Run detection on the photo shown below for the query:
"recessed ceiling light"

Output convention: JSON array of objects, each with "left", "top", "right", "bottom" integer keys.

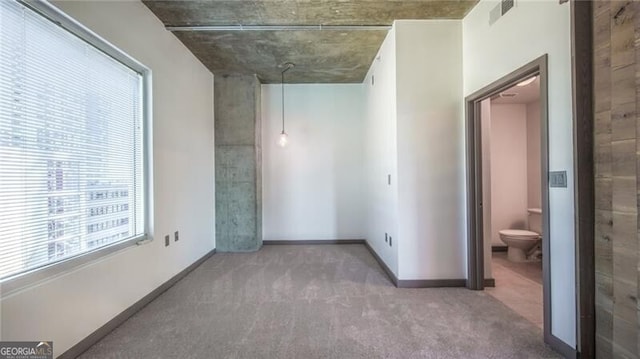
[{"left": 516, "top": 76, "right": 537, "bottom": 87}]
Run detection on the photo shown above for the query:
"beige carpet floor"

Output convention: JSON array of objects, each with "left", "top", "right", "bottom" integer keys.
[{"left": 78, "top": 244, "right": 560, "bottom": 359}]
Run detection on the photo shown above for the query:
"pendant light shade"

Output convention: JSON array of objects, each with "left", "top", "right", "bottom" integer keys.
[
  {"left": 279, "top": 62, "right": 294, "bottom": 147},
  {"left": 278, "top": 131, "right": 288, "bottom": 147}
]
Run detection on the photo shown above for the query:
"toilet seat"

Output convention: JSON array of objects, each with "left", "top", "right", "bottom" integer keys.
[
  {"left": 498, "top": 229, "right": 539, "bottom": 239},
  {"left": 499, "top": 229, "right": 541, "bottom": 262}
]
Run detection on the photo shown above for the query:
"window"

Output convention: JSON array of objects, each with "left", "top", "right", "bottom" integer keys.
[{"left": 0, "top": 0, "right": 149, "bottom": 283}]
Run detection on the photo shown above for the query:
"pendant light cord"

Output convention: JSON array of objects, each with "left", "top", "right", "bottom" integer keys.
[
  {"left": 281, "top": 65, "right": 291, "bottom": 134},
  {"left": 281, "top": 69, "right": 285, "bottom": 133}
]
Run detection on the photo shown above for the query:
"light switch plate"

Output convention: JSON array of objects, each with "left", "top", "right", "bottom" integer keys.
[{"left": 549, "top": 171, "right": 567, "bottom": 188}]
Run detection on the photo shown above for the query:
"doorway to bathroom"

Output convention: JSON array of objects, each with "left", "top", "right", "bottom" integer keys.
[
  {"left": 481, "top": 72, "right": 543, "bottom": 329},
  {"left": 464, "top": 55, "right": 552, "bottom": 344}
]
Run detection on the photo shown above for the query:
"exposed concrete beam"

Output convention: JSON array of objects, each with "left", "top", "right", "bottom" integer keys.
[
  {"left": 166, "top": 24, "right": 392, "bottom": 32},
  {"left": 145, "top": 0, "right": 479, "bottom": 83},
  {"left": 173, "top": 30, "right": 388, "bottom": 83}
]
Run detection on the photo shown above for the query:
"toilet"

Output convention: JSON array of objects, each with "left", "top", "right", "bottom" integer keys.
[{"left": 499, "top": 208, "right": 542, "bottom": 262}]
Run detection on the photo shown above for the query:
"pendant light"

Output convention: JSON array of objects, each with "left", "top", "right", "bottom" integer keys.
[{"left": 279, "top": 62, "right": 294, "bottom": 147}]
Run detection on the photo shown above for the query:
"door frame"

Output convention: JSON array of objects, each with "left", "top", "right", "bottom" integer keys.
[
  {"left": 570, "top": 1, "right": 594, "bottom": 358},
  {"left": 464, "top": 54, "right": 554, "bottom": 343}
]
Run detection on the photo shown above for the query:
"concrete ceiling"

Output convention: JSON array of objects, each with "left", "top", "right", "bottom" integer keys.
[{"left": 143, "top": 1, "right": 479, "bottom": 83}]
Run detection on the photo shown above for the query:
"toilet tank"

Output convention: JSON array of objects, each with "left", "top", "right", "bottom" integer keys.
[{"left": 528, "top": 208, "right": 542, "bottom": 234}]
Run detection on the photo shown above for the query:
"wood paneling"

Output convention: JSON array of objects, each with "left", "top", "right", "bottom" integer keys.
[{"left": 594, "top": 1, "right": 640, "bottom": 357}]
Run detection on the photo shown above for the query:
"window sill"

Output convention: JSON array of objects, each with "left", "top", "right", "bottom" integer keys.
[{"left": 0, "top": 234, "right": 150, "bottom": 298}]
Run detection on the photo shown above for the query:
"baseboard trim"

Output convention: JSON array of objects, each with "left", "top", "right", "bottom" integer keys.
[
  {"left": 361, "top": 241, "right": 467, "bottom": 289},
  {"left": 363, "top": 241, "right": 399, "bottom": 287},
  {"left": 547, "top": 333, "right": 577, "bottom": 359},
  {"left": 263, "top": 239, "right": 365, "bottom": 245},
  {"left": 492, "top": 246, "right": 508, "bottom": 252},
  {"left": 484, "top": 278, "right": 495, "bottom": 287},
  {"left": 59, "top": 248, "right": 217, "bottom": 359},
  {"left": 397, "top": 279, "right": 467, "bottom": 288}
]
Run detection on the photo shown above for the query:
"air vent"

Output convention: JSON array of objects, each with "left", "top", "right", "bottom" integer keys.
[
  {"left": 489, "top": 0, "right": 516, "bottom": 25},
  {"left": 490, "top": 92, "right": 518, "bottom": 101},
  {"left": 502, "top": 0, "right": 515, "bottom": 15}
]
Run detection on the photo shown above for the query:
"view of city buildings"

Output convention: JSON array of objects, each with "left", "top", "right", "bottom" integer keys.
[
  {"left": 0, "top": 131, "right": 133, "bottom": 280},
  {"left": 0, "top": 0, "right": 141, "bottom": 280}
]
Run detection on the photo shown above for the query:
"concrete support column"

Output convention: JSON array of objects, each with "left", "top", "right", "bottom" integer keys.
[{"left": 215, "top": 75, "right": 262, "bottom": 252}]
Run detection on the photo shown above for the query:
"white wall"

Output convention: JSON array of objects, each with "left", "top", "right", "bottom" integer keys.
[
  {"left": 489, "top": 104, "right": 528, "bottom": 246},
  {"left": 463, "top": 0, "right": 575, "bottom": 347},
  {"left": 261, "top": 84, "right": 365, "bottom": 241},
  {"left": 395, "top": 20, "right": 465, "bottom": 280},
  {"left": 363, "top": 29, "right": 400, "bottom": 276},
  {"left": 527, "top": 101, "right": 542, "bottom": 210},
  {"left": 0, "top": 1, "right": 215, "bottom": 356}
]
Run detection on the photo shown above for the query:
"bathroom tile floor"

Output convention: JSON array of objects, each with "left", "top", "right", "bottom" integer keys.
[
  {"left": 486, "top": 254, "right": 544, "bottom": 330},
  {"left": 492, "top": 251, "right": 543, "bottom": 284}
]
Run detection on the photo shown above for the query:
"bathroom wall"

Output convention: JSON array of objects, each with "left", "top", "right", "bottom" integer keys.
[
  {"left": 489, "top": 104, "right": 528, "bottom": 247},
  {"left": 526, "top": 101, "right": 542, "bottom": 211},
  {"left": 261, "top": 84, "right": 366, "bottom": 241},
  {"left": 483, "top": 98, "right": 540, "bottom": 276}
]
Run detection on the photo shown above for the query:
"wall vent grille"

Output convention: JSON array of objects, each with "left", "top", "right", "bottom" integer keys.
[
  {"left": 501, "top": 0, "right": 515, "bottom": 15},
  {"left": 489, "top": 0, "right": 516, "bottom": 25}
]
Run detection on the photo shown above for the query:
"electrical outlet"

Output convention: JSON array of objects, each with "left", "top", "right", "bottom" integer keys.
[
  {"left": 385, "top": 233, "right": 388, "bottom": 242},
  {"left": 389, "top": 236, "right": 392, "bottom": 247},
  {"left": 174, "top": 231, "right": 179, "bottom": 242},
  {"left": 165, "top": 235, "right": 170, "bottom": 247}
]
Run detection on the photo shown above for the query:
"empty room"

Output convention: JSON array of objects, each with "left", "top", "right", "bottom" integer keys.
[{"left": 0, "top": 0, "right": 630, "bottom": 358}]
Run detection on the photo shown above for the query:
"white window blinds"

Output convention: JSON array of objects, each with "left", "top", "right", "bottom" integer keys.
[{"left": 0, "top": 0, "right": 146, "bottom": 281}]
